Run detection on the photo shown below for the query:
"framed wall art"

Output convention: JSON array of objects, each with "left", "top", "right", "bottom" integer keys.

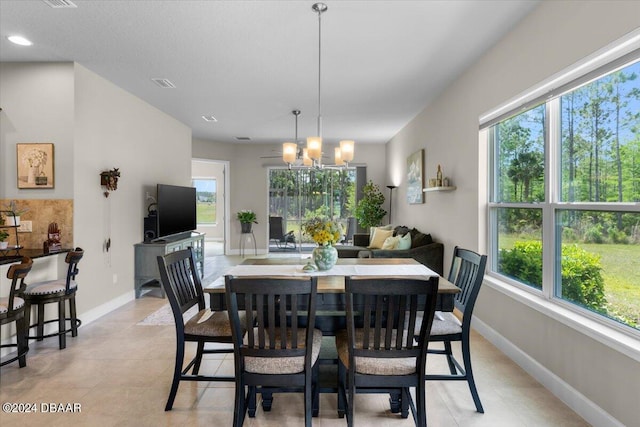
[
  {"left": 406, "top": 149, "right": 424, "bottom": 204},
  {"left": 17, "top": 143, "right": 55, "bottom": 189}
]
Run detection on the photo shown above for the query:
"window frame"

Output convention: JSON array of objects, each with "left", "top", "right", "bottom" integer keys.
[{"left": 485, "top": 51, "right": 640, "bottom": 338}]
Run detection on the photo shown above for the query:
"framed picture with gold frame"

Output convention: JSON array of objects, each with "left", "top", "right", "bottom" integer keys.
[{"left": 17, "top": 143, "right": 55, "bottom": 189}]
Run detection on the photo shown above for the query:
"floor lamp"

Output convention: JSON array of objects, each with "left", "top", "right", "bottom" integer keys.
[{"left": 386, "top": 185, "right": 396, "bottom": 224}]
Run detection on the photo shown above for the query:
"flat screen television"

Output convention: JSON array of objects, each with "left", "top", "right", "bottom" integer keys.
[{"left": 156, "top": 184, "right": 197, "bottom": 239}]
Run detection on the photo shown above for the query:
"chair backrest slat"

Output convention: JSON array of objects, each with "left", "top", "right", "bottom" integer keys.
[
  {"left": 225, "top": 276, "right": 317, "bottom": 360},
  {"left": 157, "top": 248, "right": 204, "bottom": 327},
  {"left": 345, "top": 277, "right": 439, "bottom": 365},
  {"left": 64, "top": 248, "right": 84, "bottom": 294},
  {"left": 447, "top": 246, "right": 487, "bottom": 321},
  {"left": 4, "top": 257, "right": 33, "bottom": 315}
]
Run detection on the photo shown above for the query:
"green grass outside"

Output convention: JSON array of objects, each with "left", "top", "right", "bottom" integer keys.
[
  {"left": 499, "top": 234, "right": 639, "bottom": 328},
  {"left": 197, "top": 202, "right": 216, "bottom": 224}
]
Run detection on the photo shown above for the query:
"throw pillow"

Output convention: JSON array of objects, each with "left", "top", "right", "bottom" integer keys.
[
  {"left": 369, "top": 225, "right": 394, "bottom": 242},
  {"left": 396, "top": 232, "right": 412, "bottom": 250},
  {"left": 381, "top": 235, "right": 400, "bottom": 250},
  {"left": 394, "top": 225, "right": 410, "bottom": 237},
  {"left": 410, "top": 228, "right": 433, "bottom": 249},
  {"left": 369, "top": 228, "right": 394, "bottom": 249}
]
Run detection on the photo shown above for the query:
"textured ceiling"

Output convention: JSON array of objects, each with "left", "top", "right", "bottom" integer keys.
[{"left": 0, "top": 0, "right": 538, "bottom": 145}]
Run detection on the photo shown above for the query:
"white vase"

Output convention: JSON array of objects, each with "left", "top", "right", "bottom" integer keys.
[{"left": 27, "top": 166, "right": 39, "bottom": 184}]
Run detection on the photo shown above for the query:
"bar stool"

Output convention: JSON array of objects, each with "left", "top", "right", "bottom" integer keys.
[
  {"left": 23, "top": 248, "right": 84, "bottom": 350},
  {"left": 0, "top": 257, "right": 33, "bottom": 367}
]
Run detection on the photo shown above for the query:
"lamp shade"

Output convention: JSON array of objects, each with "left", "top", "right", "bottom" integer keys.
[
  {"left": 307, "top": 136, "right": 322, "bottom": 161},
  {"left": 340, "top": 140, "right": 355, "bottom": 162},
  {"left": 283, "top": 142, "right": 297, "bottom": 164},
  {"left": 334, "top": 147, "right": 344, "bottom": 165},
  {"left": 302, "top": 148, "right": 312, "bottom": 166}
]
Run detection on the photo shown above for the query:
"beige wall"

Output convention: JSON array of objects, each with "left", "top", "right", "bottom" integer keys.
[
  {"left": 0, "top": 62, "right": 192, "bottom": 326},
  {"left": 193, "top": 138, "right": 386, "bottom": 253},
  {"left": 386, "top": 1, "right": 640, "bottom": 426}
]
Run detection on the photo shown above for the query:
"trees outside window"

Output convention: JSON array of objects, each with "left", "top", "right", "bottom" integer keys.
[{"left": 488, "top": 58, "right": 640, "bottom": 331}]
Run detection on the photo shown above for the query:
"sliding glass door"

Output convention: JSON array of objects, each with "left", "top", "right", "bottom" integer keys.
[{"left": 269, "top": 168, "right": 357, "bottom": 245}]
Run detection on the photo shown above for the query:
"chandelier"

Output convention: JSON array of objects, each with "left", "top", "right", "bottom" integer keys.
[{"left": 283, "top": 2, "right": 355, "bottom": 169}]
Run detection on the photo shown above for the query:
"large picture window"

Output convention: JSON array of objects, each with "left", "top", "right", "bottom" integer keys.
[
  {"left": 192, "top": 178, "right": 217, "bottom": 225},
  {"left": 488, "top": 57, "right": 640, "bottom": 332}
]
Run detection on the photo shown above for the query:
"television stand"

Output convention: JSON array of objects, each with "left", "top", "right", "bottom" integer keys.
[{"left": 134, "top": 232, "right": 205, "bottom": 298}]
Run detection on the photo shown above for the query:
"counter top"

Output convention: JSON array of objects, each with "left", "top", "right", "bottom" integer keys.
[{"left": 0, "top": 248, "right": 72, "bottom": 265}]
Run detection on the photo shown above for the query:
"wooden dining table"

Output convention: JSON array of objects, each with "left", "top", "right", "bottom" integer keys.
[
  {"left": 204, "top": 257, "right": 460, "bottom": 334},
  {"left": 204, "top": 257, "right": 460, "bottom": 397}
]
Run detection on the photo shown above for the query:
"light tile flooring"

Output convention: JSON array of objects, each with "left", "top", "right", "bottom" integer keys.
[{"left": 0, "top": 253, "right": 590, "bottom": 427}]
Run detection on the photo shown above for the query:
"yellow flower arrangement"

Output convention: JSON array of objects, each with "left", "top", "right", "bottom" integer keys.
[{"left": 303, "top": 218, "right": 343, "bottom": 246}]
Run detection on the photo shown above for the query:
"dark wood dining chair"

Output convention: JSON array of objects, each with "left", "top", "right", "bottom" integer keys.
[
  {"left": 23, "top": 248, "right": 83, "bottom": 350},
  {"left": 422, "top": 246, "right": 487, "bottom": 413},
  {"left": 336, "top": 276, "right": 439, "bottom": 427},
  {"left": 224, "top": 275, "right": 320, "bottom": 427},
  {"left": 0, "top": 257, "right": 32, "bottom": 368},
  {"left": 157, "top": 247, "right": 241, "bottom": 411}
]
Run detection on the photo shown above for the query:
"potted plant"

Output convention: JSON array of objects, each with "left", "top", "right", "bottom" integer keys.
[
  {"left": 3, "top": 200, "right": 29, "bottom": 226},
  {"left": 0, "top": 230, "right": 9, "bottom": 250},
  {"left": 236, "top": 210, "right": 258, "bottom": 233},
  {"left": 354, "top": 181, "right": 387, "bottom": 230}
]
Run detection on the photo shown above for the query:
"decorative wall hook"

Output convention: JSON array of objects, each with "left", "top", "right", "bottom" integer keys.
[{"left": 100, "top": 168, "right": 121, "bottom": 197}]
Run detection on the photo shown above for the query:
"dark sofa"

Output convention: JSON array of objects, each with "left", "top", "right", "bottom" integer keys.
[{"left": 336, "top": 226, "right": 444, "bottom": 275}]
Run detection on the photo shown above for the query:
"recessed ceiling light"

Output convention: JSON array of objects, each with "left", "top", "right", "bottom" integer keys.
[
  {"left": 235, "top": 137, "right": 251, "bottom": 141},
  {"left": 8, "top": 36, "right": 33, "bottom": 46},
  {"left": 202, "top": 115, "right": 218, "bottom": 122}
]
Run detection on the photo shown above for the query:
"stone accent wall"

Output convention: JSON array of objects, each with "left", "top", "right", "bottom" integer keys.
[{"left": 0, "top": 199, "right": 73, "bottom": 250}]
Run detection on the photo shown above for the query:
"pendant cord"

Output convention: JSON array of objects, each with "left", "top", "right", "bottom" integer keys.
[{"left": 317, "top": 7, "right": 323, "bottom": 138}]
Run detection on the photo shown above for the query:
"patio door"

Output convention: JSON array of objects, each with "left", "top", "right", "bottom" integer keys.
[{"left": 268, "top": 167, "right": 358, "bottom": 249}]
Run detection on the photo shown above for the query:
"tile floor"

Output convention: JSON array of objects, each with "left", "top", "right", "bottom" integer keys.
[{"left": 0, "top": 253, "right": 591, "bottom": 427}]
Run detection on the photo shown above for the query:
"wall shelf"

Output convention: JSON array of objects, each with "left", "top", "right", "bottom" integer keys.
[{"left": 423, "top": 186, "right": 456, "bottom": 192}]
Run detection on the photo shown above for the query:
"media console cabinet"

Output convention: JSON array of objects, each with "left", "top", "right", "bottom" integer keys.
[{"left": 134, "top": 232, "right": 204, "bottom": 298}]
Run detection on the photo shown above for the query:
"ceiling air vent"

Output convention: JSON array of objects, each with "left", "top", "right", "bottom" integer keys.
[
  {"left": 42, "top": 0, "right": 78, "bottom": 8},
  {"left": 151, "top": 78, "right": 176, "bottom": 89},
  {"left": 235, "top": 137, "right": 251, "bottom": 141},
  {"left": 202, "top": 115, "right": 218, "bottom": 122}
]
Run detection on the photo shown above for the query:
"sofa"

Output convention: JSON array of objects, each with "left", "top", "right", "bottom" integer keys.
[{"left": 336, "top": 226, "right": 444, "bottom": 275}]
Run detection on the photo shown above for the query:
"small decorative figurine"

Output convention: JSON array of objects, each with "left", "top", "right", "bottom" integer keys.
[{"left": 44, "top": 222, "right": 62, "bottom": 253}]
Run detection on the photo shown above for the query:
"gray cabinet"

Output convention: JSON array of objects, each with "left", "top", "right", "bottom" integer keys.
[{"left": 134, "top": 233, "right": 205, "bottom": 298}]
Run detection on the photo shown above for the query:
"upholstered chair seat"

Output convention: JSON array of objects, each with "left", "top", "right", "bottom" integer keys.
[
  {"left": 24, "top": 279, "right": 77, "bottom": 296},
  {"left": 244, "top": 327, "right": 323, "bottom": 374},
  {"left": 0, "top": 296, "right": 25, "bottom": 313},
  {"left": 183, "top": 309, "right": 244, "bottom": 337},
  {"left": 336, "top": 329, "right": 417, "bottom": 376}
]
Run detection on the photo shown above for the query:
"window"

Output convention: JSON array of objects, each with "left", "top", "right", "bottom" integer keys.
[
  {"left": 192, "top": 178, "right": 217, "bottom": 225},
  {"left": 269, "top": 168, "right": 356, "bottom": 243},
  {"left": 488, "top": 57, "right": 640, "bottom": 332}
]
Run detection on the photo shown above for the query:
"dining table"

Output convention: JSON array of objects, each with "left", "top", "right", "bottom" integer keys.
[
  {"left": 204, "top": 257, "right": 460, "bottom": 334},
  {"left": 204, "top": 257, "right": 461, "bottom": 397}
]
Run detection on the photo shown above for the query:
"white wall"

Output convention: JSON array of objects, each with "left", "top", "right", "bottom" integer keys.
[
  {"left": 74, "top": 63, "right": 192, "bottom": 313},
  {"left": 0, "top": 62, "right": 192, "bottom": 329},
  {"left": 192, "top": 138, "right": 386, "bottom": 252},
  {"left": 386, "top": 1, "right": 640, "bottom": 426}
]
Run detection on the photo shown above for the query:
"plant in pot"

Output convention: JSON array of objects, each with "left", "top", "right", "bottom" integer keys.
[
  {"left": 0, "top": 230, "right": 9, "bottom": 250},
  {"left": 354, "top": 180, "right": 387, "bottom": 231},
  {"left": 237, "top": 210, "right": 258, "bottom": 233},
  {"left": 3, "top": 200, "right": 29, "bottom": 226}
]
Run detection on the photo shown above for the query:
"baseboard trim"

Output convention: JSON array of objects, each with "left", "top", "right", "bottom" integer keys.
[{"left": 472, "top": 316, "right": 624, "bottom": 427}]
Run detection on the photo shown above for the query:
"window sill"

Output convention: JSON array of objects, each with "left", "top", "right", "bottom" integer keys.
[{"left": 483, "top": 275, "right": 640, "bottom": 363}]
